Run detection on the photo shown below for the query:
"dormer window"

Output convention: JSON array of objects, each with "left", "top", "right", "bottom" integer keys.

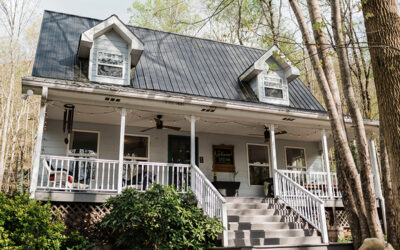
[
  {"left": 97, "top": 51, "right": 124, "bottom": 78},
  {"left": 263, "top": 75, "right": 283, "bottom": 99}
]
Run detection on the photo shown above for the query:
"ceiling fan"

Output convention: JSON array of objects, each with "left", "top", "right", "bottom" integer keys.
[
  {"left": 249, "top": 126, "right": 287, "bottom": 142},
  {"left": 141, "top": 115, "right": 181, "bottom": 132}
]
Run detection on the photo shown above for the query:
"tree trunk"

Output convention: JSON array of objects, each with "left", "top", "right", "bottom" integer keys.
[
  {"left": 361, "top": 0, "right": 400, "bottom": 246},
  {"left": 331, "top": 0, "right": 383, "bottom": 239},
  {"left": 379, "top": 126, "right": 400, "bottom": 249}
]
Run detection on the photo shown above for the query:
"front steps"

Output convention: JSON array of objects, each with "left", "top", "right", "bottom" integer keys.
[{"left": 224, "top": 197, "right": 324, "bottom": 249}]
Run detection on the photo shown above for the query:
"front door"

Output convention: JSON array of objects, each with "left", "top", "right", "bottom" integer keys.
[{"left": 168, "top": 135, "right": 198, "bottom": 165}]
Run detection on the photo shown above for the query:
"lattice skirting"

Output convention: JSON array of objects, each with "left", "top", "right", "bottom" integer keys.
[
  {"left": 51, "top": 202, "right": 111, "bottom": 240},
  {"left": 335, "top": 209, "right": 350, "bottom": 228}
]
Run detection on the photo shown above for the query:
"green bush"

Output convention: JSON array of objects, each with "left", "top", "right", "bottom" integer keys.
[
  {"left": 0, "top": 193, "right": 66, "bottom": 249},
  {"left": 101, "top": 184, "right": 224, "bottom": 249}
]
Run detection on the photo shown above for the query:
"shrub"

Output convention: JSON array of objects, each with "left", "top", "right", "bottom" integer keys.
[
  {"left": 101, "top": 184, "right": 224, "bottom": 249},
  {"left": 0, "top": 193, "right": 66, "bottom": 249}
]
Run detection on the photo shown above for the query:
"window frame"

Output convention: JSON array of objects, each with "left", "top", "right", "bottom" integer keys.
[
  {"left": 284, "top": 146, "right": 307, "bottom": 171},
  {"left": 263, "top": 74, "right": 284, "bottom": 99},
  {"left": 246, "top": 143, "right": 271, "bottom": 186},
  {"left": 67, "top": 129, "right": 100, "bottom": 158},
  {"left": 96, "top": 50, "right": 124, "bottom": 79},
  {"left": 123, "top": 134, "right": 151, "bottom": 162}
]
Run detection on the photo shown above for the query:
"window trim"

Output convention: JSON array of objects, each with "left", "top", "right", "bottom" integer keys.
[
  {"left": 123, "top": 133, "right": 151, "bottom": 162},
  {"left": 246, "top": 143, "right": 271, "bottom": 186},
  {"left": 284, "top": 146, "right": 307, "bottom": 171},
  {"left": 263, "top": 74, "right": 284, "bottom": 99},
  {"left": 96, "top": 50, "right": 124, "bottom": 79},
  {"left": 67, "top": 129, "right": 100, "bottom": 158}
]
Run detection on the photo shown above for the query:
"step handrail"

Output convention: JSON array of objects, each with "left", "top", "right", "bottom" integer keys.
[
  {"left": 190, "top": 164, "right": 227, "bottom": 246},
  {"left": 275, "top": 169, "right": 329, "bottom": 243}
]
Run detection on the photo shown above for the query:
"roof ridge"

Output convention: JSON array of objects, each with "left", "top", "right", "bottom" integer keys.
[{"left": 43, "top": 9, "right": 267, "bottom": 53}]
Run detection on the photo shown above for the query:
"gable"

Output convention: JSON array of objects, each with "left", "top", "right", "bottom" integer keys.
[{"left": 32, "top": 10, "right": 325, "bottom": 113}]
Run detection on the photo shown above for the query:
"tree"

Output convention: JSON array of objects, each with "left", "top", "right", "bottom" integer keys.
[{"left": 361, "top": 0, "right": 400, "bottom": 248}]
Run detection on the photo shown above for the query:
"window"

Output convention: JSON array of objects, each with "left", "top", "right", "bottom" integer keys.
[
  {"left": 285, "top": 147, "right": 306, "bottom": 171},
  {"left": 97, "top": 51, "right": 124, "bottom": 78},
  {"left": 68, "top": 130, "right": 99, "bottom": 157},
  {"left": 124, "top": 135, "right": 150, "bottom": 161},
  {"left": 264, "top": 75, "right": 283, "bottom": 99},
  {"left": 247, "top": 144, "right": 270, "bottom": 185}
]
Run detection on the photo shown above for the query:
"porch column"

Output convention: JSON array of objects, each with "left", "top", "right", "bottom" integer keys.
[
  {"left": 117, "top": 108, "right": 126, "bottom": 194},
  {"left": 368, "top": 135, "right": 387, "bottom": 233},
  {"left": 321, "top": 130, "right": 334, "bottom": 199},
  {"left": 190, "top": 115, "right": 197, "bottom": 166},
  {"left": 29, "top": 86, "right": 48, "bottom": 198},
  {"left": 269, "top": 124, "right": 279, "bottom": 197}
]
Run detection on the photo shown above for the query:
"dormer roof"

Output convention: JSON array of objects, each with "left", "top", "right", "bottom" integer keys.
[
  {"left": 77, "top": 15, "right": 144, "bottom": 66},
  {"left": 239, "top": 45, "right": 300, "bottom": 83}
]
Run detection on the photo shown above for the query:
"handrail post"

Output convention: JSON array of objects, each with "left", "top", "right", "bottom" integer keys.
[
  {"left": 222, "top": 203, "right": 228, "bottom": 247},
  {"left": 30, "top": 87, "right": 48, "bottom": 198},
  {"left": 319, "top": 202, "right": 329, "bottom": 243},
  {"left": 117, "top": 108, "right": 126, "bottom": 194},
  {"left": 321, "top": 130, "right": 333, "bottom": 199}
]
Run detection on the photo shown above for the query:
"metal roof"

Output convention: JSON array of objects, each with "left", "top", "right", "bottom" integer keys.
[{"left": 32, "top": 10, "right": 326, "bottom": 113}]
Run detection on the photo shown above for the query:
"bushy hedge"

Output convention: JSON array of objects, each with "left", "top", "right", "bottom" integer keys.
[
  {"left": 101, "top": 184, "right": 224, "bottom": 249},
  {"left": 0, "top": 193, "right": 94, "bottom": 250}
]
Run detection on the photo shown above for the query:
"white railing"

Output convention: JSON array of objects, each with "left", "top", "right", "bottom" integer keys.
[
  {"left": 190, "top": 164, "right": 228, "bottom": 246},
  {"left": 276, "top": 170, "right": 329, "bottom": 243},
  {"left": 38, "top": 155, "right": 119, "bottom": 192},
  {"left": 122, "top": 161, "right": 191, "bottom": 192},
  {"left": 281, "top": 170, "right": 342, "bottom": 199}
]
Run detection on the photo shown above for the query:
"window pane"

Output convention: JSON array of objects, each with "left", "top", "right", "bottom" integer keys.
[
  {"left": 69, "top": 131, "right": 98, "bottom": 155},
  {"left": 265, "top": 87, "right": 283, "bottom": 98},
  {"left": 249, "top": 165, "right": 270, "bottom": 185},
  {"left": 286, "top": 148, "right": 306, "bottom": 168},
  {"left": 98, "top": 52, "right": 123, "bottom": 65},
  {"left": 248, "top": 145, "right": 269, "bottom": 164},
  {"left": 124, "top": 136, "right": 149, "bottom": 158},
  {"left": 98, "top": 65, "right": 123, "bottom": 78},
  {"left": 264, "top": 76, "right": 282, "bottom": 88}
]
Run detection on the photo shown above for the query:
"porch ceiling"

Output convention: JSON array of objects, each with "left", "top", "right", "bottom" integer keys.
[{"left": 47, "top": 102, "right": 326, "bottom": 142}]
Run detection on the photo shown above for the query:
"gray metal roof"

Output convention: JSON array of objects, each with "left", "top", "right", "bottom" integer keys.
[{"left": 32, "top": 10, "right": 325, "bottom": 113}]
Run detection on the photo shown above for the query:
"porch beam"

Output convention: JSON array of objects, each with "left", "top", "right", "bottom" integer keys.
[
  {"left": 269, "top": 124, "right": 279, "bottom": 197},
  {"left": 321, "top": 130, "right": 334, "bottom": 199},
  {"left": 30, "top": 86, "right": 48, "bottom": 198},
  {"left": 117, "top": 108, "right": 126, "bottom": 194}
]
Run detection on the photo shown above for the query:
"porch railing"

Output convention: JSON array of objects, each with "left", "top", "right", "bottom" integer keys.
[
  {"left": 276, "top": 169, "right": 329, "bottom": 243},
  {"left": 280, "top": 170, "right": 342, "bottom": 198}
]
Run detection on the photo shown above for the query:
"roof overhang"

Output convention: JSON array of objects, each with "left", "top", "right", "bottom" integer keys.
[
  {"left": 77, "top": 15, "right": 144, "bottom": 66},
  {"left": 239, "top": 45, "right": 300, "bottom": 82}
]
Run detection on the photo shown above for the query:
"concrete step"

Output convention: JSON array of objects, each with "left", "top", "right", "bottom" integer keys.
[
  {"left": 226, "top": 203, "right": 284, "bottom": 210},
  {"left": 229, "top": 222, "right": 291, "bottom": 230},
  {"left": 228, "top": 215, "right": 283, "bottom": 223},
  {"left": 227, "top": 208, "right": 286, "bottom": 216},
  {"left": 227, "top": 229, "right": 316, "bottom": 239},
  {"left": 227, "top": 236, "right": 322, "bottom": 247}
]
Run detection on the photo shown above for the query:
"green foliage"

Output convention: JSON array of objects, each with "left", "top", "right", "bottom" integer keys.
[
  {"left": 63, "top": 231, "right": 96, "bottom": 250},
  {"left": 0, "top": 193, "right": 66, "bottom": 249},
  {"left": 102, "top": 184, "right": 224, "bottom": 249}
]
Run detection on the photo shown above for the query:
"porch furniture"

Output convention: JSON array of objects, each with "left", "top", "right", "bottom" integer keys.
[
  {"left": 212, "top": 181, "right": 240, "bottom": 197},
  {"left": 122, "top": 171, "right": 155, "bottom": 190},
  {"left": 43, "top": 160, "right": 73, "bottom": 189}
]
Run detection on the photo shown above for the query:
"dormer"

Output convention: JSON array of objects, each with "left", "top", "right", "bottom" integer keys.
[
  {"left": 77, "top": 15, "right": 144, "bottom": 85},
  {"left": 239, "top": 45, "right": 300, "bottom": 106}
]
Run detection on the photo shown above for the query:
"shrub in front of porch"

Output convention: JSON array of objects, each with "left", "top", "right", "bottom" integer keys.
[{"left": 101, "top": 184, "right": 224, "bottom": 249}]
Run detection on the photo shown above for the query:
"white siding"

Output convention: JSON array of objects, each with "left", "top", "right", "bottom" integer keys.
[
  {"left": 89, "top": 29, "right": 130, "bottom": 85},
  {"left": 42, "top": 119, "right": 323, "bottom": 197}
]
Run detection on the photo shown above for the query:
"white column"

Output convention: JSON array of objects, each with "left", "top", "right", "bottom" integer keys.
[
  {"left": 117, "top": 108, "right": 126, "bottom": 194},
  {"left": 321, "top": 130, "right": 334, "bottom": 199},
  {"left": 269, "top": 124, "right": 279, "bottom": 197},
  {"left": 30, "top": 87, "right": 48, "bottom": 198},
  {"left": 369, "top": 136, "right": 387, "bottom": 233},
  {"left": 190, "top": 115, "right": 196, "bottom": 166}
]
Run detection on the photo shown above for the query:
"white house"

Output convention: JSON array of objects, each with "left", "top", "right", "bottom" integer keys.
[{"left": 22, "top": 11, "right": 384, "bottom": 248}]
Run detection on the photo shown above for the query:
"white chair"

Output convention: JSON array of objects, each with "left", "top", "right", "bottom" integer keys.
[{"left": 43, "top": 159, "right": 73, "bottom": 189}]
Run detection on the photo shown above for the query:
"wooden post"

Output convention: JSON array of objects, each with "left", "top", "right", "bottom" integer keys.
[
  {"left": 222, "top": 203, "right": 228, "bottom": 247},
  {"left": 29, "top": 87, "right": 48, "bottom": 198},
  {"left": 190, "top": 116, "right": 196, "bottom": 166},
  {"left": 117, "top": 108, "right": 126, "bottom": 194},
  {"left": 269, "top": 124, "right": 279, "bottom": 197},
  {"left": 369, "top": 136, "right": 387, "bottom": 233},
  {"left": 321, "top": 130, "right": 334, "bottom": 199}
]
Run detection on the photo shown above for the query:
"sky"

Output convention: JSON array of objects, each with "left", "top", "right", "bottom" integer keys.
[{"left": 38, "top": 0, "right": 134, "bottom": 23}]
